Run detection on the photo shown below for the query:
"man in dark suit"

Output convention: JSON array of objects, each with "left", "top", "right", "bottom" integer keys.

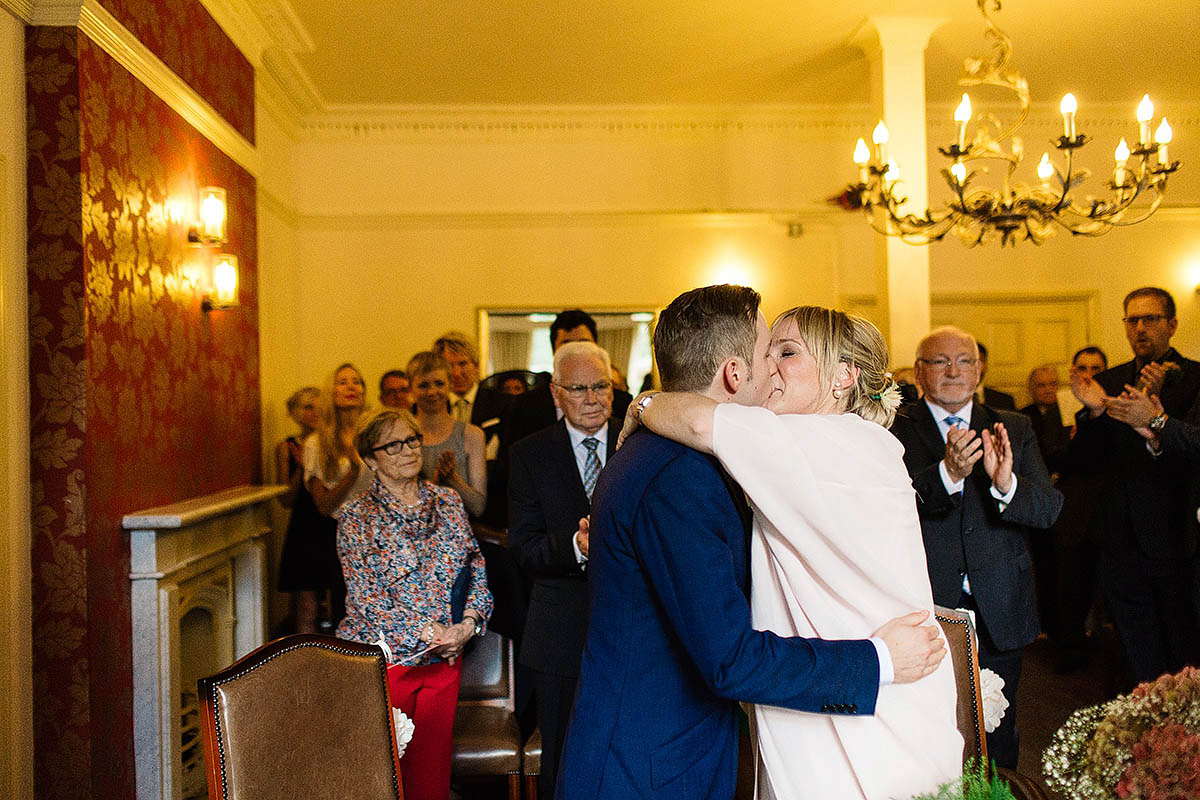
[
  {"left": 891, "top": 325, "right": 1062, "bottom": 769},
  {"left": 506, "top": 310, "right": 632, "bottom": 448},
  {"left": 558, "top": 285, "right": 946, "bottom": 800},
  {"left": 1069, "top": 286, "right": 1200, "bottom": 686},
  {"left": 508, "top": 341, "right": 620, "bottom": 800}
]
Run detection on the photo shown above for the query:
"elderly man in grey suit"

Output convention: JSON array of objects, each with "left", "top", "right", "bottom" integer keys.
[{"left": 891, "top": 326, "right": 1063, "bottom": 769}]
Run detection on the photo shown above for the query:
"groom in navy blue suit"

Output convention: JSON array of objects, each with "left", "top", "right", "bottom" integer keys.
[{"left": 557, "top": 285, "right": 947, "bottom": 800}]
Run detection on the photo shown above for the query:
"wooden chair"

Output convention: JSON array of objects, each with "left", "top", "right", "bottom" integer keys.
[
  {"left": 933, "top": 606, "right": 1049, "bottom": 800},
  {"left": 521, "top": 728, "right": 542, "bottom": 800},
  {"left": 451, "top": 629, "right": 522, "bottom": 799},
  {"left": 198, "top": 634, "right": 403, "bottom": 800}
]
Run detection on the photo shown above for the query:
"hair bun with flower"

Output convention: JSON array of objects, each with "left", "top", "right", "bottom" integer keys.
[{"left": 869, "top": 372, "right": 903, "bottom": 414}]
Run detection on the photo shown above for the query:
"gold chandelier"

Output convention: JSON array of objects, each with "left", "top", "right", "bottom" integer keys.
[{"left": 851, "top": 0, "right": 1180, "bottom": 246}]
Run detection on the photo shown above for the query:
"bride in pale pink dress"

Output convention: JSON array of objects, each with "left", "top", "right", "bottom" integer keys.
[{"left": 634, "top": 306, "right": 961, "bottom": 800}]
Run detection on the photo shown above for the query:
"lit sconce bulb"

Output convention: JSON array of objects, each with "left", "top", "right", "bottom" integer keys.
[
  {"left": 853, "top": 138, "right": 870, "bottom": 183},
  {"left": 1114, "top": 138, "right": 1130, "bottom": 185},
  {"left": 872, "top": 121, "right": 889, "bottom": 163},
  {"left": 1155, "top": 119, "right": 1173, "bottom": 164},
  {"left": 950, "top": 161, "right": 967, "bottom": 184},
  {"left": 1060, "top": 93, "right": 1078, "bottom": 139},
  {"left": 954, "top": 94, "right": 972, "bottom": 149},
  {"left": 1037, "top": 153, "right": 1054, "bottom": 183},
  {"left": 206, "top": 254, "right": 239, "bottom": 311},
  {"left": 197, "top": 186, "right": 228, "bottom": 243},
  {"left": 1137, "top": 94, "right": 1154, "bottom": 144}
]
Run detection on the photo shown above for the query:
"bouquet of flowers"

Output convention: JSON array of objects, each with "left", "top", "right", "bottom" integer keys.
[{"left": 1043, "top": 666, "right": 1200, "bottom": 799}]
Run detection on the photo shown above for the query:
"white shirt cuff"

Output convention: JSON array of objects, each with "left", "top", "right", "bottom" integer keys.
[
  {"left": 989, "top": 474, "right": 1018, "bottom": 511},
  {"left": 572, "top": 532, "right": 588, "bottom": 565},
  {"left": 870, "top": 636, "right": 894, "bottom": 686},
  {"left": 938, "top": 460, "right": 965, "bottom": 495}
]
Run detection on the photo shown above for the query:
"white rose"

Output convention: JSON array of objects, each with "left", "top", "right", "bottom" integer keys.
[
  {"left": 392, "top": 708, "right": 415, "bottom": 758},
  {"left": 979, "top": 667, "right": 1009, "bottom": 733}
]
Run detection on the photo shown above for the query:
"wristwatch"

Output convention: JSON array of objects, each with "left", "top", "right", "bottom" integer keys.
[
  {"left": 634, "top": 391, "right": 659, "bottom": 420},
  {"left": 1148, "top": 412, "right": 1168, "bottom": 433},
  {"left": 465, "top": 615, "right": 483, "bottom": 638}
]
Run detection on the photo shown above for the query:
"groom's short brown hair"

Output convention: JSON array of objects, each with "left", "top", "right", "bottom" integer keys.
[{"left": 654, "top": 285, "right": 761, "bottom": 392}]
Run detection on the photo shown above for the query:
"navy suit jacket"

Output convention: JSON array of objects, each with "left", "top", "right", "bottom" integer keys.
[
  {"left": 557, "top": 431, "right": 879, "bottom": 800},
  {"left": 508, "top": 418, "right": 620, "bottom": 677},
  {"left": 891, "top": 402, "right": 1063, "bottom": 651}
]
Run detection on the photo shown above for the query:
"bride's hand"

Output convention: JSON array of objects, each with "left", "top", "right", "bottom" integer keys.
[{"left": 617, "top": 391, "right": 656, "bottom": 448}]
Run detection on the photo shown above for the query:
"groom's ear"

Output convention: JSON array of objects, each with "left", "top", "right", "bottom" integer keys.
[{"left": 720, "top": 358, "right": 742, "bottom": 395}]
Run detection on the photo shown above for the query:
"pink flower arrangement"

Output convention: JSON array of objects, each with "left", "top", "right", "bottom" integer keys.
[{"left": 1044, "top": 667, "right": 1200, "bottom": 799}]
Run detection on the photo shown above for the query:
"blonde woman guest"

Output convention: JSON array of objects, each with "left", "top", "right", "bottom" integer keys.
[
  {"left": 337, "top": 408, "right": 492, "bottom": 800},
  {"left": 407, "top": 351, "right": 487, "bottom": 517},
  {"left": 298, "top": 362, "right": 374, "bottom": 632},
  {"left": 630, "top": 306, "right": 961, "bottom": 800}
]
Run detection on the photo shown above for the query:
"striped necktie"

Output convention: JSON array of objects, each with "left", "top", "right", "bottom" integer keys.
[{"left": 581, "top": 437, "right": 601, "bottom": 500}]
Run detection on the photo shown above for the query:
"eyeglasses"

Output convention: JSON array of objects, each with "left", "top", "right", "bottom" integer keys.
[
  {"left": 553, "top": 380, "right": 612, "bottom": 398},
  {"left": 1123, "top": 313, "right": 1168, "bottom": 327},
  {"left": 372, "top": 434, "right": 423, "bottom": 455},
  {"left": 917, "top": 356, "right": 979, "bottom": 372}
]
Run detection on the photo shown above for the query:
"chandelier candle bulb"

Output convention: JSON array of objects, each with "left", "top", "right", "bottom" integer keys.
[
  {"left": 1114, "top": 138, "right": 1130, "bottom": 185},
  {"left": 950, "top": 161, "right": 967, "bottom": 185},
  {"left": 853, "top": 138, "right": 870, "bottom": 183},
  {"left": 954, "top": 94, "right": 972, "bottom": 149},
  {"left": 872, "top": 121, "right": 889, "bottom": 164},
  {"left": 1137, "top": 94, "right": 1154, "bottom": 145},
  {"left": 1156, "top": 119, "right": 1172, "bottom": 164},
  {"left": 1060, "top": 93, "right": 1078, "bottom": 139},
  {"left": 1037, "top": 153, "right": 1054, "bottom": 185}
]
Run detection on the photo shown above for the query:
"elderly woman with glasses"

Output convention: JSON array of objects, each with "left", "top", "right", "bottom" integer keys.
[{"left": 336, "top": 407, "right": 492, "bottom": 800}]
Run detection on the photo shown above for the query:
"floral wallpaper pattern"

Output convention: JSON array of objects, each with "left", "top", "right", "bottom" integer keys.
[
  {"left": 27, "top": 19, "right": 259, "bottom": 800},
  {"left": 101, "top": 0, "right": 255, "bottom": 143}
]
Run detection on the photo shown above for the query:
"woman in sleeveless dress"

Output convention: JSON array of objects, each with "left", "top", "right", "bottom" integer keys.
[
  {"left": 407, "top": 351, "right": 488, "bottom": 517},
  {"left": 634, "top": 306, "right": 962, "bottom": 800}
]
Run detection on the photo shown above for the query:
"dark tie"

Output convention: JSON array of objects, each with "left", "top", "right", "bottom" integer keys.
[{"left": 581, "top": 437, "right": 601, "bottom": 500}]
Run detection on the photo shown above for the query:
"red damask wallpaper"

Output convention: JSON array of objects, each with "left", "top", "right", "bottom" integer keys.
[
  {"left": 26, "top": 20, "right": 259, "bottom": 800},
  {"left": 101, "top": 0, "right": 255, "bottom": 143}
]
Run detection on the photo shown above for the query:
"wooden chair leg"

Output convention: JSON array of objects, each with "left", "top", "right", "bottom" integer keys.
[
  {"left": 523, "top": 772, "right": 539, "bottom": 800},
  {"left": 508, "top": 771, "right": 522, "bottom": 800}
]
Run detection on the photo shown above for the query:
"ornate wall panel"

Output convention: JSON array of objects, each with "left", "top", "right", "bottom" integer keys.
[{"left": 26, "top": 13, "right": 258, "bottom": 800}]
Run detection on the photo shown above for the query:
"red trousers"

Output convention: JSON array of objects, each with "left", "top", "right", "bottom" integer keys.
[{"left": 387, "top": 660, "right": 462, "bottom": 800}]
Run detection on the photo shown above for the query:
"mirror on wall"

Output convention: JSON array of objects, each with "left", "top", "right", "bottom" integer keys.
[{"left": 480, "top": 309, "right": 658, "bottom": 394}]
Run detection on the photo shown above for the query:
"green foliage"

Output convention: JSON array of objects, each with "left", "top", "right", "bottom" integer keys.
[{"left": 909, "top": 760, "right": 1018, "bottom": 800}]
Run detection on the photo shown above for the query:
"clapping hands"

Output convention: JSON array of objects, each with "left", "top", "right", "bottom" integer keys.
[{"left": 943, "top": 422, "right": 1013, "bottom": 493}]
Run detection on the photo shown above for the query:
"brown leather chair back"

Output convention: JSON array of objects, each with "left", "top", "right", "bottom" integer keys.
[
  {"left": 198, "top": 634, "right": 403, "bottom": 800},
  {"left": 451, "top": 629, "right": 521, "bottom": 796},
  {"left": 458, "top": 628, "right": 514, "bottom": 707},
  {"left": 933, "top": 605, "right": 988, "bottom": 767}
]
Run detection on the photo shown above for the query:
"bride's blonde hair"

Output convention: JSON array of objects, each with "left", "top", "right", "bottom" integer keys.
[{"left": 772, "top": 306, "right": 898, "bottom": 427}]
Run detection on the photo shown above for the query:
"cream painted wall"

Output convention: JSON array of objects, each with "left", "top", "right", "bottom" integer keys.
[
  {"left": 0, "top": 8, "right": 33, "bottom": 800},
  {"left": 260, "top": 104, "right": 1200, "bottom": 519}
]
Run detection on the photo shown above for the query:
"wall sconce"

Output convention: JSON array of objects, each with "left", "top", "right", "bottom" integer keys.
[
  {"left": 189, "top": 186, "right": 227, "bottom": 245},
  {"left": 202, "top": 254, "right": 238, "bottom": 311}
]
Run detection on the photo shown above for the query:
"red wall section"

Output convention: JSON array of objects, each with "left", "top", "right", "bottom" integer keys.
[
  {"left": 27, "top": 22, "right": 259, "bottom": 800},
  {"left": 102, "top": 0, "right": 255, "bottom": 143}
]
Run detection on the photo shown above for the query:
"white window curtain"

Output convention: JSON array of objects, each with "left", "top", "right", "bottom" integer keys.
[
  {"left": 597, "top": 328, "right": 634, "bottom": 374},
  {"left": 489, "top": 331, "right": 532, "bottom": 374}
]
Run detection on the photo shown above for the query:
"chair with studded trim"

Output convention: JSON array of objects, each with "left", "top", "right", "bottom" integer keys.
[
  {"left": 198, "top": 634, "right": 404, "bottom": 800},
  {"left": 934, "top": 606, "right": 1048, "bottom": 800}
]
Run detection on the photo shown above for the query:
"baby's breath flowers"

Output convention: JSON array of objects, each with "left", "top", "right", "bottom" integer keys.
[{"left": 1044, "top": 666, "right": 1200, "bottom": 799}]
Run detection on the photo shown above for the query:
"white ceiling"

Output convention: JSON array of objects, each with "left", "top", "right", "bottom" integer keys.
[{"left": 276, "top": 0, "right": 1200, "bottom": 109}]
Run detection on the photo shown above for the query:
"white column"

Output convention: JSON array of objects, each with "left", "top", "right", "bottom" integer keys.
[{"left": 854, "top": 17, "right": 946, "bottom": 366}]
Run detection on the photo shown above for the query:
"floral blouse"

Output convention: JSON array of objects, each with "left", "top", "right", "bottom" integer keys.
[{"left": 336, "top": 478, "right": 492, "bottom": 666}]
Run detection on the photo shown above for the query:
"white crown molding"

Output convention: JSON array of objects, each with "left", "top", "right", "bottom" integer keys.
[
  {"left": 64, "top": 0, "right": 259, "bottom": 174},
  {"left": 262, "top": 48, "right": 323, "bottom": 117},
  {"left": 0, "top": 0, "right": 34, "bottom": 22},
  {"left": 198, "top": 0, "right": 314, "bottom": 68}
]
